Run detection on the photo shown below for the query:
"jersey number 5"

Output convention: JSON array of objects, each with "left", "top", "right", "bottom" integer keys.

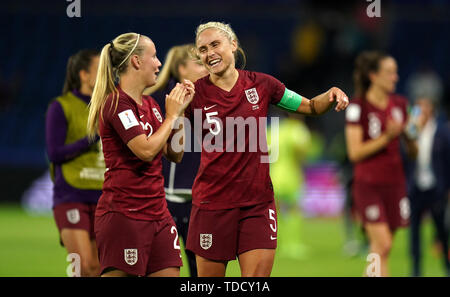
[
  {"left": 269, "top": 209, "right": 277, "bottom": 232},
  {"left": 205, "top": 111, "right": 221, "bottom": 135}
]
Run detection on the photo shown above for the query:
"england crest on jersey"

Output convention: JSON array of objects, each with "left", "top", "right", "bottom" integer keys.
[
  {"left": 391, "top": 107, "right": 403, "bottom": 123},
  {"left": 152, "top": 108, "right": 163, "bottom": 123},
  {"left": 366, "top": 205, "right": 380, "bottom": 221},
  {"left": 245, "top": 88, "right": 259, "bottom": 104},
  {"left": 124, "top": 249, "right": 138, "bottom": 265},
  {"left": 200, "top": 234, "right": 212, "bottom": 250},
  {"left": 66, "top": 209, "right": 80, "bottom": 224}
]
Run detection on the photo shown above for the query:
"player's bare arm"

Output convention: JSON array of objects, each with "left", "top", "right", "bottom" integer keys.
[
  {"left": 127, "top": 84, "right": 188, "bottom": 162},
  {"left": 346, "top": 118, "right": 403, "bottom": 163},
  {"left": 296, "top": 87, "right": 349, "bottom": 115}
]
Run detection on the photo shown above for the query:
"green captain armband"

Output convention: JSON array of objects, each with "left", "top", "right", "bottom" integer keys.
[{"left": 276, "top": 88, "right": 302, "bottom": 111}]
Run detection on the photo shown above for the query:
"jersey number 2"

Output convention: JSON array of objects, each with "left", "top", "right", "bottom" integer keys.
[{"left": 171, "top": 226, "right": 181, "bottom": 250}]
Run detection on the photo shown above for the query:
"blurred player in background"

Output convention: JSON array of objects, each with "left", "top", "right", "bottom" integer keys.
[
  {"left": 404, "top": 72, "right": 450, "bottom": 276},
  {"left": 185, "top": 21, "right": 349, "bottom": 277},
  {"left": 345, "top": 51, "right": 417, "bottom": 276},
  {"left": 87, "top": 32, "right": 194, "bottom": 277},
  {"left": 328, "top": 131, "right": 369, "bottom": 257},
  {"left": 144, "top": 44, "right": 208, "bottom": 277},
  {"left": 46, "top": 49, "right": 104, "bottom": 276},
  {"left": 268, "top": 113, "right": 311, "bottom": 259}
]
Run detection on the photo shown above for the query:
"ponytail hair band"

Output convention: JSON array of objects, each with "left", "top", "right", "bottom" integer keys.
[{"left": 117, "top": 34, "right": 140, "bottom": 69}]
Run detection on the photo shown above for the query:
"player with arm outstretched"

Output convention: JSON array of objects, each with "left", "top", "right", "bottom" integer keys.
[{"left": 184, "top": 21, "right": 348, "bottom": 277}]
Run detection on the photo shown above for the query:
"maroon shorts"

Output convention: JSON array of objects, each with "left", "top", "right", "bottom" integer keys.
[
  {"left": 186, "top": 200, "right": 278, "bottom": 261},
  {"left": 352, "top": 182, "right": 410, "bottom": 231},
  {"left": 94, "top": 212, "right": 183, "bottom": 276},
  {"left": 53, "top": 202, "right": 97, "bottom": 243}
]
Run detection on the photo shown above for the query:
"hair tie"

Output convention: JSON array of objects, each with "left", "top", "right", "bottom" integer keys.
[
  {"left": 117, "top": 34, "right": 140, "bottom": 69},
  {"left": 108, "top": 41, "right": 116, "bottom": 69}
]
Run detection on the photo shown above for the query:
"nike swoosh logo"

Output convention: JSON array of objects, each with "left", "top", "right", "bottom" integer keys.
[
  {"left": 203, "top": 104, "right": 217, "bottom": 111},
  {"left": 270, "top": 236, "right": 277, "bottom": 240},
  {"left": 140, "top": 115, "right": 144, "bottom": 118}
]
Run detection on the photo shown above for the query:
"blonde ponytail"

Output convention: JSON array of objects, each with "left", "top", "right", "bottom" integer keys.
[
  {"left": 87, "top": 43, "right": 118, "bottom": 140},
  {"left": 87, "top": 32, "right": 145, "bottom": 139}
]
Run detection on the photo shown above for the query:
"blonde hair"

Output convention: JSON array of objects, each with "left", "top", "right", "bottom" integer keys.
[
  {"left": 144, "top": 44, "right": 199, "bottom": 95},
  {"left": 194, "top": 21, "right": 246, "bottom": 69},
  {"left": 87, "top": 32, "right": 145, "bottom": 139}
]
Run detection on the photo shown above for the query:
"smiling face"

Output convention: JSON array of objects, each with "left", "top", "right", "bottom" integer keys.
[{"left": 196, "top": 28, "right": 237, "bottom": 76}]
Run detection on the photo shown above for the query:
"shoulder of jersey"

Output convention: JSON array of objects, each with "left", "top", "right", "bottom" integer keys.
[
  {"left": 106, "top": 89, "right": 127, "bottom": 103},
  {"left": 240, "top": 69, "right": 260, "bottom": 83},
  {"left": 114, "top": 91, "right": 138, "bottom": 112},
  {"left": 349, "top": 97, "right": 363, "bottom": 105},
  {"left": 143, "top": 95, "right": 156, "bottom": 106},
  {"left": 346, "top": 97, "right": 363, "bottom": 122},
  {"left": 390, "top": 93, "right": 408, "bottom": 105},
  {"left": 103, "top": 92, "right": 119, "bottom": 112},
  {"left": 193, "top": 76, "right": 209, "bottom": 95},
  {"left": 194, "top": 75, "right": 209, "bottom": 87},
  {"left": 192, "top": 78, "right": 204, "bottom": 104}
]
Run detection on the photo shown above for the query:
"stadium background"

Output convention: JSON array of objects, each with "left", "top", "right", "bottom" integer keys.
[{"left": 0, "top": 0, "right": 449, "bottom": 276}]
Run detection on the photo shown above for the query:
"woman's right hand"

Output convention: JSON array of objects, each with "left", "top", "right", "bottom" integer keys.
[
  {"left": 385, "top": 117, "right": 404, "bottom": 140},
  {"left": 165, "top": 83, "right": 187, "bottom": 120},
  {"left": 181, "top": 79, "right": 195, "bottom": 111}
]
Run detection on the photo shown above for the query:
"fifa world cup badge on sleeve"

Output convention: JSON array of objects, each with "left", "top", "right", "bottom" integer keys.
[{"left": 118, "top": 109, "right": 139, "bottom": 130}]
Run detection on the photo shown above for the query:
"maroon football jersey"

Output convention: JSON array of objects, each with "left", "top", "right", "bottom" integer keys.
[
  {"left": 345, "top": 94, "right": 409, "bottom": 185},
  {"left": 186, "top": 70, "right": 285, "bottom": 210},
  {"left": 96, "top": 86, "right": 170, "bottom": 221}
]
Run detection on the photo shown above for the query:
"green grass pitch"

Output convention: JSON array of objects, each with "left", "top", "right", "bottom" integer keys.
[{"left": 0, "top": 203, "right": 446, "bottom": 277}]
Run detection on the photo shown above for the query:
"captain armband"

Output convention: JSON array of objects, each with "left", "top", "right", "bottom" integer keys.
[{"left": 276, "top": 88, "right": 303, "bottom": 112}]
